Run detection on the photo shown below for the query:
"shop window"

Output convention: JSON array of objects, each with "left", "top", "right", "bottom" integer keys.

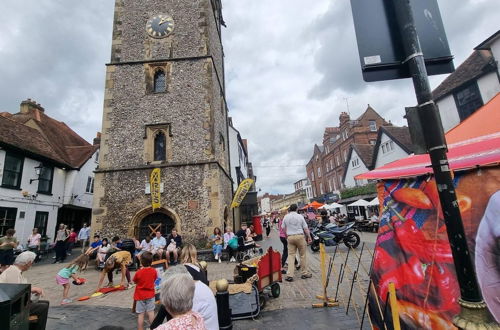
[
  {"left": 0, "top": 207, "right": 17, "bottom": 236},
  {"left": 2, "top": 153, "right": 24, "bottom": 189}
]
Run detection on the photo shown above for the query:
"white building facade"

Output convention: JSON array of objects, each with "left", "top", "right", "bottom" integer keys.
[{"left": 0, "top": 100, "right": 99, "bottom": 246}]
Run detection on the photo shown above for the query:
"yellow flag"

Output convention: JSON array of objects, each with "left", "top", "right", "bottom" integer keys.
[
  {"left": 150, "top": 168, "right": 161, "bottom": 211},
  {"left": 231, "top": 178, "right": 254, "bottom": 209}
]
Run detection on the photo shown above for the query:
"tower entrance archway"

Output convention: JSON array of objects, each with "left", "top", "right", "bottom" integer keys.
[
  {"left": 138, "top": 212, "right": 175, "bottom": 240},
  {"left": 129, "top": 206, "right": 181, "bottom": 240}
]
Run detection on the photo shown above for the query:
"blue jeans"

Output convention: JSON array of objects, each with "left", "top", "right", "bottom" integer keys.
[{"left": 213, "top": 244, "right": 223, "bottom": 257}]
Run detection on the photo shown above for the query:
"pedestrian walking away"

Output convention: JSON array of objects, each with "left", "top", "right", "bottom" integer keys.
[
  {"left": 78, "top": 223, "right": 91, "bottom": 253},
  {"left": 282, "top": 204, "right": 312, "bottom": 281},
  {"left": 278, "top": 216, "right": 298, "bottom": 274}
]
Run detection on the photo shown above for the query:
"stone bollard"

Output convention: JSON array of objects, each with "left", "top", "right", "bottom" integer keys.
[{"left": 216, "top": 279, "right": 232, "bottom": 330}]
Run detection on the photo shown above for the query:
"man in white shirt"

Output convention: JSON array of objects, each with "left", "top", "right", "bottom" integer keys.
[
  {"left": 78, "top": 223, "right": 91, "bottom": 253},
  {"left": 0, "top": 251, "right": 49, "bottom": 330},
  {"left": 151, "top": 231, "right": 166, "bottom": 258},
  {"left": 282, "top": 204, "right": 312, "bottom": 281}
]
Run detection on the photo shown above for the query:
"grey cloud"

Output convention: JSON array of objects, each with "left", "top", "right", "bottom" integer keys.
[
  {"left": 0, "top": 0, "right": 114, "bottom": 142},
  {"left": 0, "top": 1, "right": 498, "bottom": 195}
]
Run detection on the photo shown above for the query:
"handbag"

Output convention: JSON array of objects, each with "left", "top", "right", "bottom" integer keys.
[{"left": 228, "top": 237, "right": 238, "bottom": 250}]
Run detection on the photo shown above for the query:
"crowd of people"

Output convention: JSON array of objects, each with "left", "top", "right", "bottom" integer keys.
[
  {"left": 0, "top": 229, "right": 220, "bottom": 330},
  {"left": 0, "top": 209, "right": 321, "bottom": 329}
]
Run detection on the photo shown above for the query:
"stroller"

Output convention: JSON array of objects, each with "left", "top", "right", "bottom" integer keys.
[{"left": 236, "top": 236, "right": 263, "bottom": 262}]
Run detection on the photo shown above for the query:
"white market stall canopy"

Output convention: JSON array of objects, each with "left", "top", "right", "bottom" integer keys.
[
  {"left": 367, "top": 198, "right": 379, "bottom": 206},
  {"left": 319, "top": 203, "right": 344, "bottom": 210},
  {"left": 348, "top": 199, "right": 370, "bottom": 207}
]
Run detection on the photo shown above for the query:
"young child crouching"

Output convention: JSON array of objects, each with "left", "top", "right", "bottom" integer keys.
[{"left": 56, "top": 254, "right": 89, "bottom": 305}]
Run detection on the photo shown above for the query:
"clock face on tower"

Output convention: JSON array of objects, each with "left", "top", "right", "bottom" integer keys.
[{"left": 146, "top": 14, "right": 175, "bottom": 38}]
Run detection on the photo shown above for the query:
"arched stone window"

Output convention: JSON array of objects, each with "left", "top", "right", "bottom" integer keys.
[
  {"left": 154, "top": 131, "right": 166, "bottom": 161},
  {"left": 154, "top": 69, "right": 166, "bottom": 93}
]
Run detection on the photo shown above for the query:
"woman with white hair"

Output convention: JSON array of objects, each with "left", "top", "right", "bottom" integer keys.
[
  {"left": 156, "top": 271, "right": 206, "bottom": 330},
  {"left": 0, "top": 251, "right": 49, "bottom": 330},
  {"left": 151, "top": 265, "right": 218, "bottom": 330}
]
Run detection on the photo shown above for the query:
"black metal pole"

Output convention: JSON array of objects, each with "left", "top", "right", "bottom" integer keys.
[
  {"left": 360, "top": 245, "right": 375, "bottom": 330},
  {"left": 391, "top": 0, "right": 495, "bottom": 327}
]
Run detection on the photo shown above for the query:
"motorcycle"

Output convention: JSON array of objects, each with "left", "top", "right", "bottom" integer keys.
[{"left": 310, "top": 222, "right": 361, "bottom": 252}]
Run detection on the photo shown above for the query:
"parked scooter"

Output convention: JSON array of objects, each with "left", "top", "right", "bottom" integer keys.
[{"left": 310, "top": 222, "right": 361, "bottom": 252}]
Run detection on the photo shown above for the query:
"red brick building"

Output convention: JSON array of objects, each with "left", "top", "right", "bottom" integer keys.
[{"left": 306, "top": 106, "right": 390, "bottom": 200}]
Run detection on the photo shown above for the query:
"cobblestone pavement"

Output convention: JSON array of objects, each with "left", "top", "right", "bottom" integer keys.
[{"left": 26, "top": 227, "right": 377, "bottom": 329}]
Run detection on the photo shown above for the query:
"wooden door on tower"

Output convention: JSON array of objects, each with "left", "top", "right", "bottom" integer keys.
[{"left": 138, "top": 212, "right": 175, "bottom": 240}]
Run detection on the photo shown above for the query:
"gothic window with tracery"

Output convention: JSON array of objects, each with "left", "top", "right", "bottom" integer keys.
[
  {"left": 154, "top": 70, "right": 166, "bottom": 93},
  {"left": 154, "top": 131, "right": 166, "bottom": 161}
]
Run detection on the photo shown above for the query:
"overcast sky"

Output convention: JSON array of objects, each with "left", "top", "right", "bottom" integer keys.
[{"left": 0, "top": 1, "right": 498, "bottom": 194}]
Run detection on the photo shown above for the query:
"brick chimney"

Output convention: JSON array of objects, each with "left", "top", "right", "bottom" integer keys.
[
  {"left": 20, "top": 99, "right": 45, "bottom": 121},
  {"left": 93, "top": 132, "right": 101, "bottom": 145},
  {"left": 339, "top": 112, "right": 350, "bottom": 125}
]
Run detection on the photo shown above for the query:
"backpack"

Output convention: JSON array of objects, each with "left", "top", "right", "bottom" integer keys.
[{"left": 228, "top": 237, "right": 238, "bottom": 250}]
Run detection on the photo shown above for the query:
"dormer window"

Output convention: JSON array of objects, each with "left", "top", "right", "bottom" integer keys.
[{"left": 154, "top": 69, "right": 166, "bottom": 93}]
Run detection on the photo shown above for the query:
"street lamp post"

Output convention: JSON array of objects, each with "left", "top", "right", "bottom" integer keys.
[{"left": 391, "top": 1, "right": 497, "bottom": 328}]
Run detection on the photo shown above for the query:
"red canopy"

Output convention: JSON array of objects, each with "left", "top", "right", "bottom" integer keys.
[
  {"left": 357, "top": 93, "right": 500, "bottom": 180},
  {"left": 300, "top": 201, "right": 324, "bottom": 210}
]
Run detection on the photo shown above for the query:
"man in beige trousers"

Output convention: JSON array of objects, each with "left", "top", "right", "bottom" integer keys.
[{"left": 282, "top": 204, "right": 312, "bottom": 281}]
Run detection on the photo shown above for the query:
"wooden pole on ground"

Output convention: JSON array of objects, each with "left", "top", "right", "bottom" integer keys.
[{"left": 312, "top": 243, "right": 338, "bottom": 308}]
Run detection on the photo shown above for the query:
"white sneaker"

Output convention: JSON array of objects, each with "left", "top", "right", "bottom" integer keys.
[
  {"left": 218, "top": 258, "right": 221, "bottom": 263},
  {"left": 230, "top": 257, "right": 236, "bottom": 262},
  {"left": 215, "top": 255, "right": 219, "bottom": 260}
]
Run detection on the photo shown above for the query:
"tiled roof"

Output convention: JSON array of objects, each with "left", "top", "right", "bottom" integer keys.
[
  {"left": 432, "top": 50, "right": 495, "bottom": 101},
  {"left": 0, "top": 102, "right": 98, "bottom": 168},
  {"left": 0, "top": 116, "right": 67, "bottom": 165},
  {"left": 353, "top": 144, "right": 375, "bottom": 168}
]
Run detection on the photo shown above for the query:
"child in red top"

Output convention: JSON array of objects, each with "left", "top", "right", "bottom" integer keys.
[{"left": 133, "top": 251, "right": 158, "bottom": 330}]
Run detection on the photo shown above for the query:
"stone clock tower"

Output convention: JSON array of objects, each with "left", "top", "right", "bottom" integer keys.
[{"left": 92, "top": 0, "right": 232, "bottom": 241}]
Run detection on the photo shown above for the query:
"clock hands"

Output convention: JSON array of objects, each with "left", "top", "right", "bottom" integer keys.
[{"left": 159, "top": 17, "right": 170, "bottom": 26}]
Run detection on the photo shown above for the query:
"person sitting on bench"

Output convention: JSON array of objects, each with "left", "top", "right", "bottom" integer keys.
[
  {"left": 151, "top": 231, "right": 166, "bottom": 260},
  {"left": 0, "top": 251, "right": 49, "bottom": 330},
  {"left": 165, "top": 229, "right": 182, "bottom": 264}
]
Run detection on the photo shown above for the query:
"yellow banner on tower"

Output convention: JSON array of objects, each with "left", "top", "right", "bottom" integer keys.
[
  {"left": 150, "top": 168, "right": 161, "bottom": 211},
  {"left": 231, "top": 178, "right": 254, "bottom": 209}
]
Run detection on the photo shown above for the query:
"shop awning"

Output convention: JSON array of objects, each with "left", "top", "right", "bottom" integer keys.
[
  {"left": 367, "top": 197, "right": 379, "bottom": 206},
  {"left": 319, "top": 202, "right": 344, "bottom": 210},
  {"left": 348, "top": 199, "right": 370, "bottom": 207},
  {"left": 357, "top": 93, "right": 500, "bottom": 180}
]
